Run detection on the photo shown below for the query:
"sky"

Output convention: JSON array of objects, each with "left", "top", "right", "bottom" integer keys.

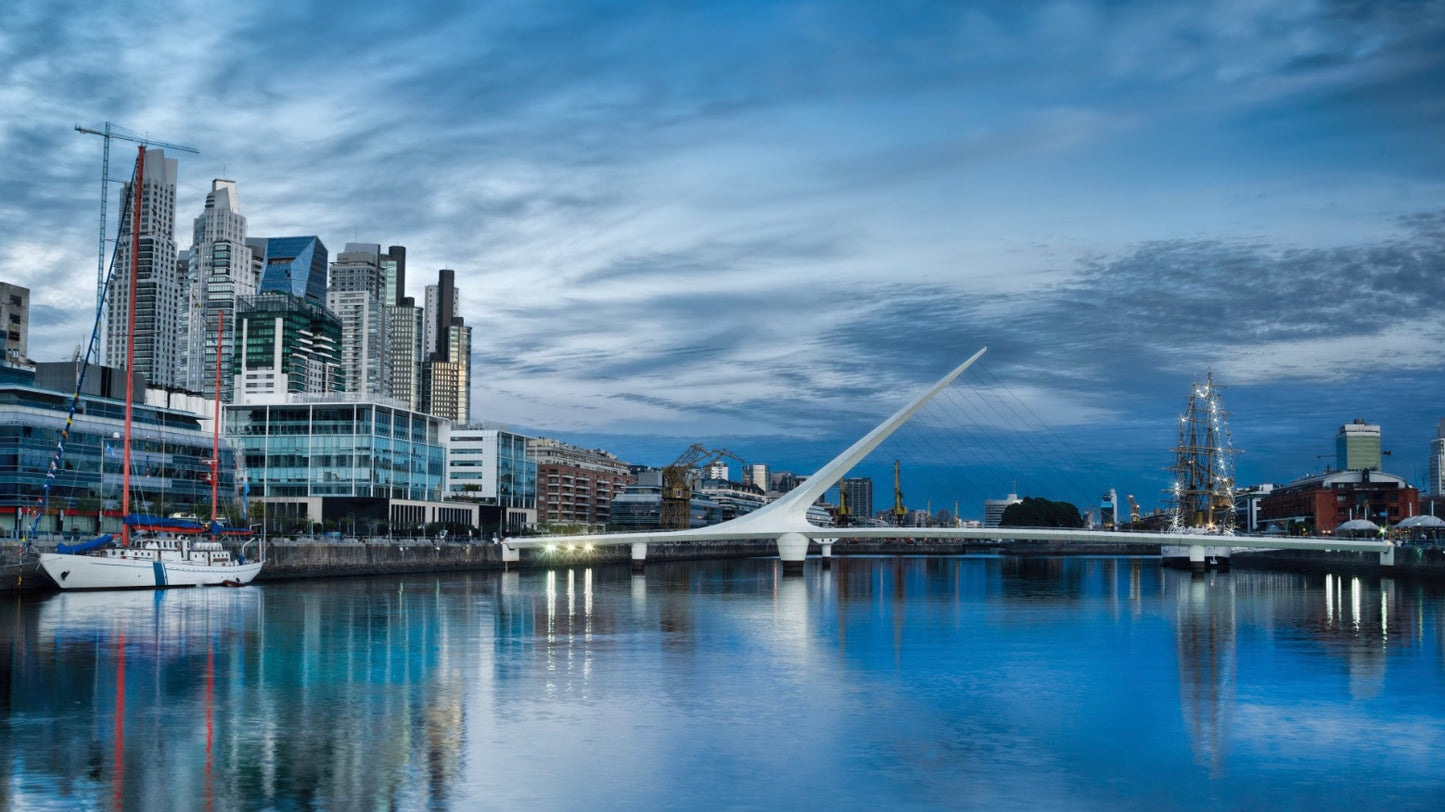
[{"left": 2, "top": 0, "right": 1444, "bottom": 520}]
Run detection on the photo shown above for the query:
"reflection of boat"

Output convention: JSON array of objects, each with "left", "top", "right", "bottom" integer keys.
[
  {"left": 31, "top": 146, "right": 262, "bottom": 590},
  {"left": 1162, "top": 370, "right": 1238, "bottom": 572}
]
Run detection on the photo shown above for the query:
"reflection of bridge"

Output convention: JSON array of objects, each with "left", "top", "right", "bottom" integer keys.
[{"left": 502, "top": 348, "right": 1395, "bottom": 573}]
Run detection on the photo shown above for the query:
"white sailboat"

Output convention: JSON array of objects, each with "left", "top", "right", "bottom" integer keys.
[{"left": 33, "top": 145, "right": 262, "bottom": 590}]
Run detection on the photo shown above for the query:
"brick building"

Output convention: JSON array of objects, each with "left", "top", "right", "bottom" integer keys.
[
  {"left": 1257, "top": 468, "right": 1419, "bottom": 535},
  {"left": 529, "top": 438, "right": 634, "bottom": 528}
]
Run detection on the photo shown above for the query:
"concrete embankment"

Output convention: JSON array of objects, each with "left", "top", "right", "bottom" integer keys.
[
  {"left": 33, "top": 536, "right": 1409, "bottom": 594},
  {"left": 1233, "top": 546, "right": 1445, "bottom": 580},
  {"left": 0, "top": 538, "right": 781, "bottom": 592}
]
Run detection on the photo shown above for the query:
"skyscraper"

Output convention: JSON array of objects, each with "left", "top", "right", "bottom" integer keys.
[
  {"left": 0, "top": 282, "right": 29, "bottom": 365},
  {"left": 841, "top": 477, "right": 874, "bottom": 521},
  {"left": 232, "top": 292, "right": 344, "bottom": 402},
  {"left": 105, "top": 149, "right": 184, "bottom": 387},
  {"left": 1429, "top": 419, "right": 1445, "bottom": 496},
  {"left": 251, "top": 236, "right": 328, "bottom": 305},
  {"left": 388, "top": 297, "right": 423, "bottom": 409},
  {"left": 327, "top": 243, "right": 390, "bottom": 399},
  {"left": 184, "top": 179, "right": 254, "bottom": 400},
  {"left": 421, "top": 269, "right": 471, "bottom": 423},
  {"left": 1336, "top": 419, "right": 1382, "bottom": 471}
]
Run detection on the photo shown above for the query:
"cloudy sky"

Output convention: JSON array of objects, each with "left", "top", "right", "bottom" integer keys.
[{"left": 3, "top": 0, "right": 1444, "bottom": 519}]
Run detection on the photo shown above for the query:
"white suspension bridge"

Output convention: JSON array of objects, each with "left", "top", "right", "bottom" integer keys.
[{"left": 500, "top": 348, "right": 1395, "bottom": 573}]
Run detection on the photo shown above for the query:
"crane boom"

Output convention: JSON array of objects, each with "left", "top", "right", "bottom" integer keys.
[{"left": 74, "top": 122, "right": 198, "bottom": 352}]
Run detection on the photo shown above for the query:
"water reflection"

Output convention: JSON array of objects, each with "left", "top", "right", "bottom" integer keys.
[{"left": 3, "top": 559, "right": 1444, "bottom": 809}]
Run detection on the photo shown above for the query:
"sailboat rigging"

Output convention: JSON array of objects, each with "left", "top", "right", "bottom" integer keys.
[{"left": 32, "top": 146, "right": 262, "bottom": 589}]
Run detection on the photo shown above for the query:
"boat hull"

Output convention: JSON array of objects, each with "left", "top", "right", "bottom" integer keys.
[
  {"left": 1161, "top": 545, "right": 1231, "bottom": 572},
  {"left": 38, "top": 552, "right": 263, "bottom": 590}
]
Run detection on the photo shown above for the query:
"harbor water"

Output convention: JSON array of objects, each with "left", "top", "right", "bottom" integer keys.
[{"left": 3, "top": 556, "right": 1444, "bottom": 809}]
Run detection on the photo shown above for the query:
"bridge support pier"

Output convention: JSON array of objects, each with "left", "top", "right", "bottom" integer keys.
[
  {"left": 631, "top": 542, "right": 647, "bottom": 574},
  {"left": 819, "top": 540, "right": 833, "bottom": 570},
  {"left": 777, "top": 532, "right": 808, "bottom": 576},
  {"left": 501, "top": 543, "right": 519, "bottom": 572},
  {"left": 1381, "top": 544, "right": 1395, "bottom": 567},
  {"left": 1188, "top": 545, "right": 1205, "bottom": 574}
]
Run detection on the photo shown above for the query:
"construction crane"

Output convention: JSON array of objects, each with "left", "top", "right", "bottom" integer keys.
[
  {"left": 660, "top": 444, "right": 745, "bottom": 530},
  {"left": 75, "top": 122, "right": 198, "bottom": 329}
]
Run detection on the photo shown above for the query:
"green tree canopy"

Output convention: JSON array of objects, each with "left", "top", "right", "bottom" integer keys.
[{"left": 999, "top": 496, "right": 1085, "bottom": 528}]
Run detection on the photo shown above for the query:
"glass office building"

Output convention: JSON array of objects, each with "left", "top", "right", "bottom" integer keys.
[
  {"left": 226, "top": 399, "right": 446, "bottom": 502},
  {"left": 0, "top": 364, "right": 239, "bottom": 536}
]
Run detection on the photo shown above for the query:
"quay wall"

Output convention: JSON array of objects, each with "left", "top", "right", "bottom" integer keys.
[{"left": 1233, "top": 546, "right": 1445, "bottom": 580}]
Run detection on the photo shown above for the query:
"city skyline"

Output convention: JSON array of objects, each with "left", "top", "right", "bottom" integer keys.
[{"left": 3, "top": 1, "right": 1444, "bottom": 516}]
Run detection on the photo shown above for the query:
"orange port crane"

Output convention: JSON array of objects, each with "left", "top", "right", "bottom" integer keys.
[{"left": 660, "top": 444, "right": 745, "bottom": 530}]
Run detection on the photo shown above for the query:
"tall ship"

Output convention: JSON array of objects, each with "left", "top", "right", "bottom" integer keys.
[
  {"left": 29, "top": 145, "right": 262, "bottom": 589},
  {"left": 1162, "top": 370, "right": 1237, "bottom": 570}
]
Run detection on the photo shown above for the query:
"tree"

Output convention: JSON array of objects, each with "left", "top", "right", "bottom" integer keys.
[{"left": 1000, "top": 496, "right": 1085, "bottom": 528}]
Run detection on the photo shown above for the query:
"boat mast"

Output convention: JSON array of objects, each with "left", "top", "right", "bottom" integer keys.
[
  {"left": 212, "top": 309, "right": 221, "bottom": 524},
  {"left": 120, "top": 147, "right": 144, "bottom": 547}
]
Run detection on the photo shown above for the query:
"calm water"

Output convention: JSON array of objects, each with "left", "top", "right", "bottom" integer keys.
[{"left": 3, "top": 556, "right": 1445, "bottom": 810}]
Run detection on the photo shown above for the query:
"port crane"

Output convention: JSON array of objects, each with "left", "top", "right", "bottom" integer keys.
[
  {"left": 74, "top": 122, "right": 198, "bottom": 346},
  {"left": 660, "top": 444, "right": 745, "bottom": 530}
]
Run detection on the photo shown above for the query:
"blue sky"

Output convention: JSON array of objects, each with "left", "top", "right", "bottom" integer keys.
[{"left": 2, "top": 0, "right": 1443, "bottom": 519}]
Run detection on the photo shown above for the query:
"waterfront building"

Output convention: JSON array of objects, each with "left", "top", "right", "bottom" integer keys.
[
  {"left": 328, "top": 243, "right": 391, "bottom": 400},
  {"left": 225, "top": 396, "right": 470, "bottom": 535},
  {"left": 0, "top": 361, "right": 240, "bottom": 536},
  {"left": 742, "top": 463, "right": 769, "bottom": 493},
  {"left": 1256, "top": 468, "right": 1418, "bottom": 535},
  {"left": 443, "top": 425, "right": 538, "bottom": 535},
  {"left": 0, "top": 283, "right": 30, "bottom": 365},
  {"left": 1336, "top": 419, "right": 1382, "bottom": 471},
  {"left": 770, "top": 470, "right": 801, "bottom": 495},
  {"left": 840, "top": 477, "right": 874, "bottom": 522},
  {"left": 1231, "top": 483, "right": 1275, "bottom": 533},
  {"left": 1428, "top": 419, "right": 1445, "bottom": 496},
  {"left": 105, "top": 149, "right": 185, "bottom": 387},
  {"left": 983, "top": 492, "right": 1022, "bottom": 528},
  {"left": 251, "top": 236, "right": 328, "bottom": 305},
  {"left": 529, "top": 438, "right": 633, "bottom": 528},
  {"left": 697, "top": 476, "right": 767, "bottom": 522},
  {"left": 233, "top": 292, "right": 345, "bottom": 401}
]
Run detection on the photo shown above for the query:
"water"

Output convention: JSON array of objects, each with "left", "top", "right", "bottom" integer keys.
[{"left": 3, "top": 556, "right": 1444, "bottom": 810}]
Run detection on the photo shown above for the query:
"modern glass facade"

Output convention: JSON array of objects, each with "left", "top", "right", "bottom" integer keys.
[
  {"left": 0, "top": 370, "right": 239, "bottom": 536},
  {"left": 226, "top": 400, "right": 446, "bottom": 501},
  {"left": 234, "top": 293, "right": 344, "bottom": 400},
  {"left": 444, "top": 427, "right": 536, "bottom": 510},
  {"left": 253, "top": 236, "right": 329, "bottom": 305}
]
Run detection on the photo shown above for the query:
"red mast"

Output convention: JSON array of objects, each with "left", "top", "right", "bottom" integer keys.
[
  {"left": 120, "top": 147, "right": 145, "bottom": 546},
  {"left": 211, "top": 310, "right": 222, "bottom": 524}
]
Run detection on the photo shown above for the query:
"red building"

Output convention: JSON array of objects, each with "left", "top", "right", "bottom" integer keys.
[
  {"left": 1257, "top": 468, "right": 1419, "bottom": 535},
  {"left": 528, "top": 438, "right": 634, "bottom": 528}
]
